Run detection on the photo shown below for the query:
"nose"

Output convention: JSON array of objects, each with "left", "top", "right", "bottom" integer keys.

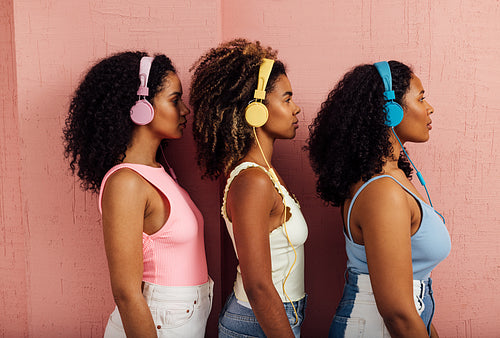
[
  {"left": 426, "top": 101, "right": 434, "bottom": 115},
  {"left": 294, "top": 101, "right": 301, "bottom": 115},
  {"left": 181, "top": 101, "right": 190, "bottom": 116}
]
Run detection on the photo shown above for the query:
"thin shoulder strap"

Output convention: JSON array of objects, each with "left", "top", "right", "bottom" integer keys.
[
  {"left": 221, "top": 162, "right": 280, "bottom": 221},
  {"left": 346, "top": 174, "right": 410, "bottom": 241}
]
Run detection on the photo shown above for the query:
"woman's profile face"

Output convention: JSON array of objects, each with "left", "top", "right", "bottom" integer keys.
[
  {"left": 395, "top": 74, "right": 434, "bottom": 143},
  {"left": 261, "top": 74, "right": 301, "bottom": 140},
  {"left": 149, "top": 73, "right": 190, "bottom": 140}
]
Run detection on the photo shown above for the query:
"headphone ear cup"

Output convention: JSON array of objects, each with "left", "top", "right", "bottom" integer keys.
[
  {"left": 384, "top": 101, "right": 404, "bottom": 127},
  {"left": 130, "top": 99, "right": 154, "bottom": 125},
  {"left": 245, "top": 102, "right": 269, "bottom": 128}
]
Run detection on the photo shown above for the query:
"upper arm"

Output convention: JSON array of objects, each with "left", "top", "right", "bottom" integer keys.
[
  {"left": 355, "top": 179, "right": 416, "bottom": 318},
  {"left": 227, "top": 168, "right": 278, "bottom": 289},
  {"left": 101, "top": 169, "right": 148, "bottom": 298}
]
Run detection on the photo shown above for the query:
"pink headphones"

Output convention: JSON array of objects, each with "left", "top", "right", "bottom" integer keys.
[{"left": 130, "top": 56, "right": 155, "bottom": 125}]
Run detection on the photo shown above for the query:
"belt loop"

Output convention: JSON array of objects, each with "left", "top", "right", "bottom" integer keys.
[
  {"left": 149, "top": 282, "right": 156, "bottom": 300},
  {"left": 195, "top": 284, "right": 201, "bottom": 304}
]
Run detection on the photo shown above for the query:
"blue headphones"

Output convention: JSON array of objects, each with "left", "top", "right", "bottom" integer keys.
[
  {"left": 373, "top": 61, "right": 443, "bottom": 221},
  {"left": 374, "top": 61, "right": 404, "bottom": 127}
]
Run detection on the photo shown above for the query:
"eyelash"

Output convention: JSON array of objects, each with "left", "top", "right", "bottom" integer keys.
[{"left": 419, "top": 96, "right": 426, "bottom": 102}]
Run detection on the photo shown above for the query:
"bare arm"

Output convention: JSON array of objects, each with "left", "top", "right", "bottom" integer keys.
[
  {"left": 430, "top": 323, "right": 439, "bottom": 337},
  {"left": 101, "top": 170, "right": 157, "bottom": 338},
  {"left": 227, "top": 168, "right": 294, "bottom": 338},
  {"left": 355, "top": 178, "right": 428, "bottom": 337}
]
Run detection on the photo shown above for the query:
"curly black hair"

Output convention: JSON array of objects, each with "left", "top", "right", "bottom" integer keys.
[
  {"left": 63, "top": 51, "right": 176, "bottom": 193},
  {"left": 307, "top": 61, "right": 414, "bottom": 206},
  {"left": 190, "top": 38, "right": 287, "bottom": 179}
]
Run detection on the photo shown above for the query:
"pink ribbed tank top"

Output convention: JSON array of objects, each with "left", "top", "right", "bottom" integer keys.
[{"left": 99, "top": 163, "right": 208, "bottom": 286}]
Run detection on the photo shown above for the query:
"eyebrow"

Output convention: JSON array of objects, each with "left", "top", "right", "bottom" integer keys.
[
  {"left": 419, "top": 90, "right": 425, "bottom": 95},
  {"left": 168, "top": 91, "right": 182, "bottom": 97},
  {"left": 283, "top": 91, "right": 293, "bottom": 97}
]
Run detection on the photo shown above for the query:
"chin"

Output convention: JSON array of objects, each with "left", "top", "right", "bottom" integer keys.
[
  {"left": 414, "top": 135, "right": 430, "bottom": 143},
  {"left": 168, "top": 133, "right": 183, "bottom": 140}
]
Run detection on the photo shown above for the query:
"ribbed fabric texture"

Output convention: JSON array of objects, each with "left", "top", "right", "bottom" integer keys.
[{"left": 99, "top": 163, "right": 208, "bottom": 286}]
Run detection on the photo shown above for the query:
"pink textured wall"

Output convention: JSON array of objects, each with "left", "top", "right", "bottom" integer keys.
[
  {"left": 1, "top": 0, "right": 499, "bottom": 337},
  {"left": 0, "top": 1, "right": 29, "bottom": 337}
]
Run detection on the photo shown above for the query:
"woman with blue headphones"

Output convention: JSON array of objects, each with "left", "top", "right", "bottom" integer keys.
[
  {"left": 190, "top": 39, "right": 308, "bottom": 337},
  {"left": 307, "top": 61, "right": 451, "bottom": 337}
]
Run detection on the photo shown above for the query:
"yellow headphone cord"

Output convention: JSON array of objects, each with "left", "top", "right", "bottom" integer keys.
[{"left": 252, "top": 127, "right": 299, "bottom": 325}]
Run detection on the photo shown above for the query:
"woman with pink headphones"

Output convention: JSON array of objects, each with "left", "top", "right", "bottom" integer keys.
[{"left": 63, "top": 51, "right": 212, "bottom": 337}]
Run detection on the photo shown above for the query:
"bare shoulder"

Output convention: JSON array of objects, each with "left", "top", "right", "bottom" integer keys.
[
  {"left": 229, "top": 167, "right": 276, "bottom": 198},
  {"left": 355, "top": 176, "right": 411, "bottom": 223},
  {"left": 101, "top": 168, "right": 148, "bottom": 204},
  {"left": 359, "top": 176, "right": 407, "bottom": 206}
]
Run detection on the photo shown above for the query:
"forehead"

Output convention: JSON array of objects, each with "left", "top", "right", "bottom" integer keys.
[
  {"left": 407, "top": 74, "right": 424, "bottom": 95},
  {"left": 269, "top": 74, "right": 292, "bottom": 93},
  {"left": 160, "top": 72, "right": 181, "bottom": 92}
]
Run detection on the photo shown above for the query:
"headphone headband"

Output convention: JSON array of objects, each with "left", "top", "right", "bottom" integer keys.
[
  {"left": 374, "top": 61, "right": 394, "bottom": 95},
  {"left": 137, "top": 56, "right": 154, "bottom": 96},
  {"left": 253, "top": 58, "right": 274, "bottom": 100}
]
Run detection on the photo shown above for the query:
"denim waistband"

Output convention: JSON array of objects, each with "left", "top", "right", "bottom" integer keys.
[
  {"left": 346, "top": 269, "right": 431, "bottom": 294},
  {"left": 345, "top": 269, "right": 432, "bottom": 316},
  {"left": 283, "top": 293, "right": 308, "bottom": 314},
  {"left": 143, "top": 277, "right": 213, "bottom": 303}
]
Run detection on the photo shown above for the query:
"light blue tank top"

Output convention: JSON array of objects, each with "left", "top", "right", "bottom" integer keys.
[{"left": 345, "top": 175, "right": 451, "bottom": 280}]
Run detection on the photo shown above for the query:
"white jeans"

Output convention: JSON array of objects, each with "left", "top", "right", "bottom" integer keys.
[
  {"left": 104, "top": 278, "right": 213, "bottom": 338},
  {"left": 330, "top": 270, "right": 433, "bottom": 337}
]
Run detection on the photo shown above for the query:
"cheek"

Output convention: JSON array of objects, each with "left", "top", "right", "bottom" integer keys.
[{"left": 161, "top": 108, "right": 179, "bottom": 123}]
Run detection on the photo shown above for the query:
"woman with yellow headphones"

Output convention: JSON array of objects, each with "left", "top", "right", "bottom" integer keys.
[{"left": 190, "top": 39, "right": 308, "bottom": 337}]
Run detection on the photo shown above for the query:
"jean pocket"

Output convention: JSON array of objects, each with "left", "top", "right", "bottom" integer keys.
[
  {"left": 414, "top": 294, "right": 425, "bottom": 315},
  {"left": 218, "top": 322, "right": 258, "bottom": 338},
  {"left": 332, "top": 316, "right": 366, "bottom": 338},
  {"left": 106, "top": 307, "right": 125, "bottom": 331},
  {"left": 151, "top": 302, "right": 195, "bottom": 329},
  {"left": 287, "top": 308, "right": 303, "bottom": 329}
]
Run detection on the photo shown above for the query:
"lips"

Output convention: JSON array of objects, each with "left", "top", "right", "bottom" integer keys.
[{"left": 427, "top": 120, "right": 432, "bottom": 130}]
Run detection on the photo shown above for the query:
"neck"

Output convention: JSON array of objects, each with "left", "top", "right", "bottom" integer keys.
[
  {"left": 123, "top": 127, "right": 162, "bottom": 167},
  {"left": 242, "top": 127, "right": 275, "bottom": 169},
  {"left": 383, "top": 128, "right": 404, "bottom": 171}
]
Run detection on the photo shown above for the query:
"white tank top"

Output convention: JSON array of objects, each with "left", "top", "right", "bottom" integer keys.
[{"left": 221, "top": 162, "right": 308, "bottom": 302}]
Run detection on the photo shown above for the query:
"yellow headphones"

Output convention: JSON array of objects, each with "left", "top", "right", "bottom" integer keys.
[
  {"left": 245, "top": 58, "right": 299, "bottom": 325},
  {"left": 245, "top": 58, "right": 274, "bottom": 127}
]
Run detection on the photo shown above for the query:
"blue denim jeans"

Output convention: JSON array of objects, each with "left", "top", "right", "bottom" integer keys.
[
  {"left": 218, "top": 292, "right": 307, "bottom": 337},
  {"left": 329, "top": 269, "right": 434, "bottom": 337}
]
